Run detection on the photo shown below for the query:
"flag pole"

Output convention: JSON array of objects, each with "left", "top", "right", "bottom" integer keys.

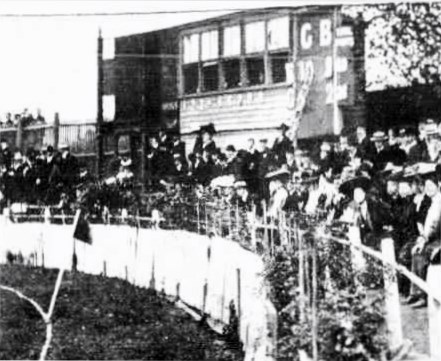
[{"left": 72, "top": 209, "right": 81, "bottom": 272}]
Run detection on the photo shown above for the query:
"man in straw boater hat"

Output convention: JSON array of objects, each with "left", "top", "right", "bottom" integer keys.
[
  {"left": 272, "top": 122, "right": 292, "bottom": 165},
  {"left": 370, "top": 131, "right": 390, "bottom": 173},
  {"left": 424, "top": 121, "right": 441, "bottom": 162},
  {"left": 406, "top": 166, "right": 441, "bottom": 308}
]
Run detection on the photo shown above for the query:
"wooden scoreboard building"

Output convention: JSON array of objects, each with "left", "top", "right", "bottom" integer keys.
[{"left": 100, "top": 6, "right": 365, "bottom": 175}]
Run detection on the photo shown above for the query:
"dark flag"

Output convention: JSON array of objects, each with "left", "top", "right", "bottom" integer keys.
[{"left": 73, "top": 210, "right": 92, "bottom": 244}]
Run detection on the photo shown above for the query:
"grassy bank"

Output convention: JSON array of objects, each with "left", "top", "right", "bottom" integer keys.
[{"left": 0, "top": 265, "right": 243, "bottom": 360}]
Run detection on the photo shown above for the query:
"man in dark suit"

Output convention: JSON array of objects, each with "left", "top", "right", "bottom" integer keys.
[
  {"left": 201, "top": 124, "right": 217, "bottom": 155},
  {"left": 148, "top": 136, "right": 169, "bottom": 188},
  {"left": 0, "top": 140, "right": 12, "bottom": 170},
  {"left": 404, "top": 127, "right": 425, "bottom": 164},
  {"left": 59, "top": 143, "right": 79, "bottom": 199},
  {"left": 257, "top": 139, "right": 276, "bottom": 203},
  {"left": 385, "top": 128, "right": 407, "bottom": 166},
  {"left": 158, "top": 129, "right": 173, "bottom": 154},
  {"left": 171, "top": 133, "right": 186, "bottom": 161},
  {"left": 340, "top": 176, "right": 393, "bottom": 249},
  {"left": 370, "top": 131, "right": 391, "bottom": 173},
  {"left": 356, "top": 126, "right": 375, "bottom": 164},
  {"left": 272, "top": 123, "right": 292, "bottom": 165}
]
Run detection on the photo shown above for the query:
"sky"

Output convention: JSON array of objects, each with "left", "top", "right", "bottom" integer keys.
[{"left": 0, "top": 0, "right": 409, "bottom": 123}]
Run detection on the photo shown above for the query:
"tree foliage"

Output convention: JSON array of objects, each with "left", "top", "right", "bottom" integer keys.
[{"left": 343, "top": 2, "right": 441, "bottom": 92}]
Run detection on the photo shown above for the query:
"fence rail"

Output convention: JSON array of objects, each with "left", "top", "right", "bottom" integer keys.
[{"left": 0, "top": 119, "right": 97, "bottom": 154}]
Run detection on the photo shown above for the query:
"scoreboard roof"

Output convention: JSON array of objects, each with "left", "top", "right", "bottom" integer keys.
[{"left": 114, "top": 6, "right": 340, "bottom": 41}]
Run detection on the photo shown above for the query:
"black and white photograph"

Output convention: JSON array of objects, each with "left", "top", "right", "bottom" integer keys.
[{"left": 0, "top": 1, "right": 441, "bottom": 360}]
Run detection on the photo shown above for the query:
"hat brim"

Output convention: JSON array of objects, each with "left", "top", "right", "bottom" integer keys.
[
  {"left": 339, "top": 176, "right": 371, "bottom": 197},
  {"left": 265, "top": 169, "right": 290, "bottom": 180},
  {"left": 370, "top": 136, "right": 388, "bottom": 142}
]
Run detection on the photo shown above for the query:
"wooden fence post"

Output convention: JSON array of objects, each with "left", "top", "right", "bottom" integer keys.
[
  {"left": 176, "top": 282, "right": 180, "bottom": 301},
  {"left": 427, "top": 265, "right": 441, "bottom": 360},
  {"left": 348, "top": 226, "right": 366, "bottom": 272},
  {"left": 196, "top": 201, "right": 201, "bottom": 234},
  {"left": 298, "top": 230, "right": 305, "bottom": 322},
  {"left": 251, "top": 204, "right": 257, "bottom": 251},
  {"left": 16, "top": 117, "right": 23, "bottom": 152},
  {"left": 381, "top": 237, "right": 403, "bottom": 350},
  {"left": 237, "top": 268, "right": 242, "bottom": 335},
  {"left": 53, "top": 113, "right": 60, "bottom": 150},
  {"left": 311, "top": 241, "right": 318, "bottom": 361}
]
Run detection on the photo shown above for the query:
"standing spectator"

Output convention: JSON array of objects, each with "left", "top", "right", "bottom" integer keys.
[
  {"left": 385, "top": 128, "right": 407, "bottom": 166},
  {"left": 409, "top": 173, "right": 441, "bottom": 308},
  {"left": 317, "top": 142, "right": 335, "bottom": 175},
  {"left": 283, "top": 146, "right": 297, "bottom": 176},
  {"left": 266, "top": 169, "right": 290, "bottom": 219},
  {"left": 201, "top": 123, "right": 217, "bottom": 155},
  {"left": 59, "top": 143, "right": 79, "bottom": 198},
  {"left": 171, "top": 132, "right": 186, "bottom": 160},
  {"left": 257, "top": 139, "right": 275, "bottom": 202},
  {"left": 224, "top": 145, "right": 239, "bottom": 176},
  {"left": 158, "top": 129, "right": 173, "bottom": 154},
  {"left": 370, "top": 131, "right": 390, "bottom": 172},
  {"left": 404, "top": 127, "right": 424, "bottom": 164},
  {"left": 245, "top": 138, "right": 260, "bottom": 194},
  {"left": 147, "top": 136, "right": 167, "bottom": 187},
  {"left": 355, "top": 126, "right": 375, "bottom": 164},
  {"left": 35, "top": 109, "right": 45, "bottom": 124},
  {"left": 272, "top": 123, "right": 292, "bottom": 165},
  {"left": 21, "top": 108, "right": 34, "bottom": 127},
  {"left": 0, "top": 140, "right": 12, "bottom": 170},
  {"left": 4, "top": 113, "right": 13, "bottom": 128},
  {"left": 424, "top": 123, "right": 441, "bottom": 163}
]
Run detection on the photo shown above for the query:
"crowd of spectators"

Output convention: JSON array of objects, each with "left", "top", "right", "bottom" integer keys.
[
  {"left": 0, "top": 141, "right": 79, "bottom": 206},
  {"left": 1, "top": 118, "right": 441, "bottom": 309},
  {"left": 0, "top": 108, "right": 46, "bottom": 128}
]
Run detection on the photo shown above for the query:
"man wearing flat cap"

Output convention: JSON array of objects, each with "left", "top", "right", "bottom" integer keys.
[{"left": 272, "top": 123, "right": 292, "bottom": 165}]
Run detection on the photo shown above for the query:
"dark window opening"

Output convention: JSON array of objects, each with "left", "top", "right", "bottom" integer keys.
[
  {"left": 183, "top": 64, "right": 199, "bottom": 94},
  {"left": 202, "top": 63, "right": 219, "bottom": 92},
  {"left": 271, "top": 52, "right": 289, "bottom": 84},
  {"left": 246, "top": 57, "right": 265, "bottom": 86},
  {"left": 222, "top": 59, "right": 241, "bottom": 89}
]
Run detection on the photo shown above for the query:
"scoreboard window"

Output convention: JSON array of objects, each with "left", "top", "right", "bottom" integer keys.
[
  {"left": 245, "top": 21, "right": 265, "bottom": 54},
  {"left": 223, "top": 25, "right": 241, "bottom": 57},
  {"left": 201, "top": 30, "right": 219, "bottom": 61},
  {"left": 183, "top": 33, "right": 200, "bottom": 64},
  {"left": 246, "top": 57, "right": 265, "bottom": 86},
  {"left": 267, "top": 16, "right": 289, "bottom": 51},
  {"left": 222, "top": 59, "right": 241, "bottom": 89},
  {"left": 271, "top": 51, "right": 290, "bottom": 84},
  {"left": 202, "top": 62, "right": 219, "bottom": 92},
  {"left": 183, "top": 64, "right": 199, "bottom": 94}
]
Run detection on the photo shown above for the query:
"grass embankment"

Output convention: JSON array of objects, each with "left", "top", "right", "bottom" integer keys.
[{"left": 0, "top": 265, "right": 243, "bottom": 360}]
